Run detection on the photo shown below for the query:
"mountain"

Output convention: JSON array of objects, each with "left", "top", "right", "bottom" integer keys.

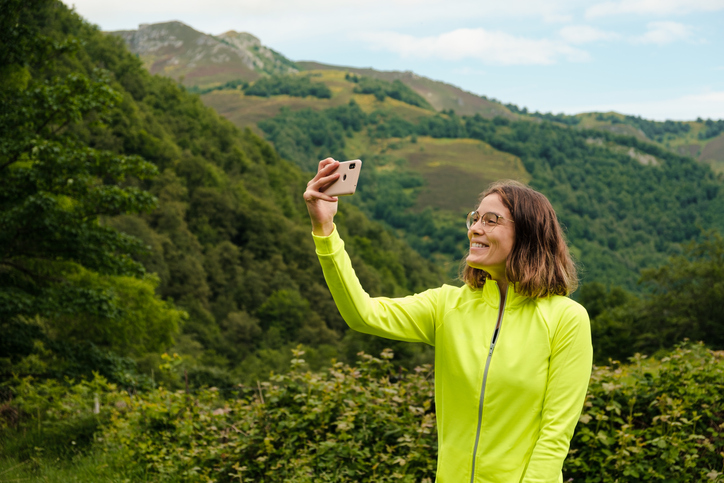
[
  {"left": 110, "top": 21, "right": 724, "bottom": 174},
  {"left": 107, "top": 19, "right": 724, "bottom": 293},
  {"left": 110, "top": 21, "right": 298, "bottom": 88},
  {"left": 5, "top": 3, "right": 445, "bottom": 389},
  {"left": 297, "top": 61, "right": 513, "bottom": 119}
]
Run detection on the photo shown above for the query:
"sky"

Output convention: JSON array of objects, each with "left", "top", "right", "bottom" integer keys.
[{"left": 63, "top": 0, "right": 724, "bottom": 121}]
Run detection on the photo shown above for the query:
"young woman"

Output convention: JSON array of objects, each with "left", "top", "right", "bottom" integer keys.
[{"left": 304, "top": 158, "right": 592, "bottom": 483}]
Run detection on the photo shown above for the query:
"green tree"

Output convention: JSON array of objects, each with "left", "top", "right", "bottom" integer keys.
[
  {"left": 0, "top": 0, "right": 182, "bottom": 359},
  {"left": 588, "top": 231, "right": 724, "bottom": 363}
]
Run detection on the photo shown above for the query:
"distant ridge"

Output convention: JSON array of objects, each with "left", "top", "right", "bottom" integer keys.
[
  {"left": 110, "top": 21, "right": 298, "bottom": 87},
  {"left": 110, "top": 21, "right": 724, "bottom": 172},
  {"left": 298, "top": 61, "right": 513, "bottom": 119}
]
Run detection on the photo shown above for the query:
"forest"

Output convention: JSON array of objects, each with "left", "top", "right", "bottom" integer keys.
[{"left": 2, "top": 0, "right": 724, "bottom": 481}]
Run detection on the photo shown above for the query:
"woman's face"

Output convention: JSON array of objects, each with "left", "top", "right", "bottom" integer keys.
[{"left": 466, "top": 193, "right": 516, "bottom": 282}]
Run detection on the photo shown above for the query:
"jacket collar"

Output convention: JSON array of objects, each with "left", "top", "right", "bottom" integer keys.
[{"left": 480, "top": 279, "right": 529, "bottom": 309}]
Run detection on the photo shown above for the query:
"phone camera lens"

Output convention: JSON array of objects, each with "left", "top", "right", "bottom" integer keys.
[{"left": 350, "top": 163, "right": 356, "bottom": 169}]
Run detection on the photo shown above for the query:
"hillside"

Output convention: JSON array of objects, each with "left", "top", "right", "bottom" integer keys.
[
  {"left": 5, "top": 4, "right": 724, "bottom": 481},
  {"left": 297, "top": 61, "right": 514, "bottom": 118},
  {"left": 111, "top": 21, "right": 724, "bottom": 174},
  {"left": 2, "top": 2, "right": 444, "bottom": 392},
  {"left": 110, "top": 21, "right": 298, "bottom": 88}
]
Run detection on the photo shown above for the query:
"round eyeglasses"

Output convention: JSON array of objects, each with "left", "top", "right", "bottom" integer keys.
[{"left": 466, "top": 211, "right": 514, "bottom": 231}]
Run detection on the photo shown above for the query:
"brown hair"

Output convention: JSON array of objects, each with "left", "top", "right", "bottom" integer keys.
[{"left": 460, "top": 180, "right": 578, "bottom": 297}]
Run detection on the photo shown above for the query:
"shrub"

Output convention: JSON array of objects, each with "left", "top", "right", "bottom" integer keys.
[
  {"left": 100, "top": 348, "right": 437, "bottom": 482},
  {"left": 566, "top": 342, "right": 724, "bottom": 482}
]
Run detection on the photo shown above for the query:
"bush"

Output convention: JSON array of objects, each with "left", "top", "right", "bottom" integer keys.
[
  {"left": 566, "top": 342, "right": 724, "bottom": 482},
  {"left": 0, "top": 375, "right": 121, "bottom": 459},
  {"left": 100, "top": 348, "right": 436, "bottom": 482},
  {"left": 245, "top": 75, "right": 331, "bottom": 99},
  {"left": 6, "top": 343, "right": 724, "bottom": 482}
]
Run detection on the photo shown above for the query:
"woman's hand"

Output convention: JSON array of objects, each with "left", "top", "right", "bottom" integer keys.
[{"left": 304, "top": 158, "right": 340, "bottom": 236}]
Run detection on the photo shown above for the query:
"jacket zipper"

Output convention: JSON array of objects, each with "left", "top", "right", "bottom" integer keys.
[{"left": 469, "top": 287, "right": 507, "bottom": 483}]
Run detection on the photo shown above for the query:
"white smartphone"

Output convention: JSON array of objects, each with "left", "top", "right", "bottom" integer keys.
[{"left": 325, "top": 159, "right": 362, "bottom": 197}]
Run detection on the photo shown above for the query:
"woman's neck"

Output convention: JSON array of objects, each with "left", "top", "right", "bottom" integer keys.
[{"left": 497, "top": 279, "right": 509, "bottom": 298}]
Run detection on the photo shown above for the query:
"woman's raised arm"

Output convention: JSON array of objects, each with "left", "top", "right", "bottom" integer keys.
[{"left": 303, "top": 157, "right": 341, "bottom": 236}]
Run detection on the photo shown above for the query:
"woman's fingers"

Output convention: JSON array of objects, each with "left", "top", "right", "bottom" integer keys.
[
  {"left": 303, "top": 186, "right": 338, "bottom": 203},
  {"left": 308, "top": 159, "right": 339, "bottom": 186}
]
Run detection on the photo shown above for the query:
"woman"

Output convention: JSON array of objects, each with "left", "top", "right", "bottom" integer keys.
[{"left": 304, "top": 158, "right": 592, "bottom": 483}]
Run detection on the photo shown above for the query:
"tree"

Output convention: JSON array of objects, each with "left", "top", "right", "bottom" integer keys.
[
  {"left": 0, "top": 0, "right": 182, "bottom": 358},
  {"left": 588, "top": 231, "right": 724, "bottom": 363}
]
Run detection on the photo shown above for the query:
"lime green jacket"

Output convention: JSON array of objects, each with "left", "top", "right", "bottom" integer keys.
[{"left": 313, "top": 228, "right": 592, "bottom": 483}]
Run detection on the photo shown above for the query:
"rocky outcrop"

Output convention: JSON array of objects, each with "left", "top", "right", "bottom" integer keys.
[{"left": 110, "top": 22, "right": 298, "bottom": 86}]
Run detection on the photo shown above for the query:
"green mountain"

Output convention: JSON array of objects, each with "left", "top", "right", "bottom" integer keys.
[
  {"left": 297, "top": 61, "right": 514, "bottom": 118},
  {"left": 112, "top": 21, "right": 724, "bottom": 174},
  {"left": 109, "top": 20, "right": 724, "bottom": 293},
  {"left": 2, "top": 3, "right": 442, "bottom": 388}
]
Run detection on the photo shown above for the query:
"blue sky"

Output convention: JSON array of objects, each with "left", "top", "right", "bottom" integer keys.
[{"left": 64, "top": 0, "right": 724, "bottom": 121}]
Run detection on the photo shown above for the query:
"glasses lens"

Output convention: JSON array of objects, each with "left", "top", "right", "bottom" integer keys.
[
  {"left": 466, "top": 211, "right": 479, "bottom": 229},
  {"left": 482, "top": 212, "right": 499, "bottom": 228}
]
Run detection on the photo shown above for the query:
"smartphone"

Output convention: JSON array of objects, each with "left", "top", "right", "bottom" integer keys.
[{"left": 325, "top": 159, "right": 362, "bottom": 197}]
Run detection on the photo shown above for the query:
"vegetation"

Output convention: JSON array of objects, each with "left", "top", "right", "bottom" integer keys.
[
  {"left": 584, "top": 231, "right": 724, "bottom": 364},
  {"left": 505, "top": 103, "right": 581, "bottom": 126},
  {"left": 1, "top": 0, "right": 442, "bottom": 394},
  {"left": 245, "top": 75, "right": 332, "bottom": 99},
  {"left": 188, "top": 75, "right": 332, "bottom": 99},
  {"left": 4, "top": 1, "right": 724, "bottom": 481},
  {"left": 3, "top": 343, "right": 724, "bottom": 482},
  {"left": 594, "top": 113, "right": 692, "bottom": 141},
  {"left": 698, "top": 118, "right": 724, "bottom": 140},
  {"left": 346, "top": 73, "right": 433, "bottom": 110},
  {"left": 187, "top": 78, "right": 249, "bottom": 95},
  {"left": 259, "top": 103, "right": 724, "bottom": 290}
]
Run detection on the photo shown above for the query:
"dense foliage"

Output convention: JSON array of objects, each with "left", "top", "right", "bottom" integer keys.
[
  {"left": 698, "top": 118, "right": 724, "bottom": 140},
  {"left": 3, "top": 343, "right": 724, "bottom": 482},
  {"left": 346, "top": 73, "right": 433, "bottom": 110},
  {"left": 595, "top": 113, "right": 692, "bottom": 141},
  {"left": 0, "top": 0, "right": 185, "bottom": 376},
  {"left": 0, "top": 0, "right": 443, "bottom": 391},
  {"left": 245, "top": 74, "right": 332, "bottom": 99},
  {"left": 259, "top": 104, "right": 724, "bottom": 291},
  {"left": 585, "top": 231, "right": 724, "bottom": 364},
  {"left": 505, "top": 103, "right": 581, "bottom": 126}
]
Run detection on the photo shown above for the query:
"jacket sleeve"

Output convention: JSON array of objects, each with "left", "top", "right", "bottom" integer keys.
[
  {"left": 521, "top": 303, "right": 592, "bottom": 483},
  {"left": 313, "top": 226, "right": 438, "bottom": 345}
]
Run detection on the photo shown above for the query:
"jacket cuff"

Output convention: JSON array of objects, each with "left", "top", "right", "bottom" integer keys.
[{"left": 312, "top": 224, "right": 344, "bottom": 255}]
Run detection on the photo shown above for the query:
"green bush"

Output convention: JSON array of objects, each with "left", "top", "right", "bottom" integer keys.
[
  {"left": 245, "top": 75, "right": 331, "bottom": 99},
  {"left": 566, "top": 342, "right": 724, "bottom": 482},
  {"left": 100, "top": 348, "right": 436, "bottom": 482},
  {"left": 5, "top": 343, "right": 724, "bottom": 482},
  {"left": 0, "top": 374, "right": 122, "bottom": 459}
]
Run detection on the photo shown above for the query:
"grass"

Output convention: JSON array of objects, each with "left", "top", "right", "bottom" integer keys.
[
  {"left": 0, "top": 453, "right": 145, "bottom": 483},
  {"left": 388, "top": 136, "right": 530, "bottom": 212},
  {"left": 201, "top": 69, "right": 434, "bottom": 130}
]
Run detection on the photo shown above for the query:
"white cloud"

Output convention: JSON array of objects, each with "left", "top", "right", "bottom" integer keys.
[
  {"left": 559, "top": 25, "right": 621, "bottom": 44},
  {"left": 66, "top": 0, "right": 589, "bottom": 36},
  {"left": 356, "top": 28, "right": 589, "bottom": 65},
  {"left": 633, "top": 21, "right": 693, "bottom": 45},
  {"left": 586, "top": 0, "right": 724, "bottom": 18},
  {"left": 543, "top": 13, "right": 575, "bottom": 23},
  {"left": 564, "top": 91, "right": 724, "bottom": 121}
]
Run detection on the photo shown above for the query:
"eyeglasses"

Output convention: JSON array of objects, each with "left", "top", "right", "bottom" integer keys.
[{"left": 466, "top": 211, "right": 514, "bottom": 231}]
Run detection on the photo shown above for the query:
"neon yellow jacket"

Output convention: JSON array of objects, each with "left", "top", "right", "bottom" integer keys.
[{"left": 313, "top": 227, "right": 592, "bottom": 483}]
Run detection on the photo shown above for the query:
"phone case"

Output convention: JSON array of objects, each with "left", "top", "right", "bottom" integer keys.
[{"left": 325, "top": 159, "right": 362, "bottom": 196}]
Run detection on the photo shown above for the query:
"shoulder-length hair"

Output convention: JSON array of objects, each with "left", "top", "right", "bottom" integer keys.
[{"left": 460, "top": 180, "right": 578, "bottom": 298}]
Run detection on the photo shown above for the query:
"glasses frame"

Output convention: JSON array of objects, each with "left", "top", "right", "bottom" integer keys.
[{"left": 466, "top": 210, "right": 515, "bottom": 231}]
